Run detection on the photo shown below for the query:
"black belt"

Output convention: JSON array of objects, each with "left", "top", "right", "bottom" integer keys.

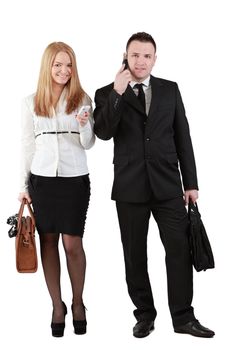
[{"left": 35, "top": 131, "right": 80, "bottom": 138}]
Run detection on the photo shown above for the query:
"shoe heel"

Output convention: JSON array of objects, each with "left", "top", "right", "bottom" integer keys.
[
  {"left": 51, "top": 301, "right": 67, "bottom": 337},
  {"left": 73, "top": 319, "right": 87, "bottom": 334},
  {"left": 71, "top": 304, "right": 87, "bottom": 335},
  {"left": 51, "top": 322, "right": 65, "bottom": 337}
]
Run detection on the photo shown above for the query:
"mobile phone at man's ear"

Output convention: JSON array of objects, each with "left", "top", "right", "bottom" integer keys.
[{"left": 122, "top": 58, "right": 129, "bottom": 70}]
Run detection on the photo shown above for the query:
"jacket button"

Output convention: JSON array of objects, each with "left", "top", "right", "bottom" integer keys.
[{"left": 146, "top": 137, "right": 150, "bottom": 141}]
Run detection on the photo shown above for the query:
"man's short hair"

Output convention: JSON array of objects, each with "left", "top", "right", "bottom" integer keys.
[{"left": 126, "top": 32, "right": 157, "bottom": 52}]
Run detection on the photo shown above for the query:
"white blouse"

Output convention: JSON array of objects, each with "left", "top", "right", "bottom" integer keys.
[{"left": 20, "top": 89, "right": 95, "bottom": 192}]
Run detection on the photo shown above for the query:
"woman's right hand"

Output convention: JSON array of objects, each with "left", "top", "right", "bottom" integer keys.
[{"left": 18, "top": 192, "right": 32, "bottom": 203}]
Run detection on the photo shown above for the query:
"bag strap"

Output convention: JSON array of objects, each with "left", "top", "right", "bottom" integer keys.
[
  {"left": 188, "top": 200, "right": 201, "bottom": 219},
  {"left": 17, "top": 199, "right": 36, "bottom": 231},
  {"left": 21, "top": 217, "right": 30, "bottom": 241}
]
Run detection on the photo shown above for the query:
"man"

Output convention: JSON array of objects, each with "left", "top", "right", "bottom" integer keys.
[{"left": 93, "top": 32, "right": 214, "bottom": 338}]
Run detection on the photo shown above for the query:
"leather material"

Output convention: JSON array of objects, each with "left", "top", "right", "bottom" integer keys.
[
  {"left": 15, "top": 199, "right": 37, "bottom": 273},
  {"left": 35, "top": 131, "right": 80, "bottom": 138},
  {"left": 174, "top": 320, "right": 215, "bottom": 338},
  {"left": 133, "top": 320, "right": 154, "bottom": 338},
  {"left": 188, "top": 201, "right": 215, "bottom": 272}
]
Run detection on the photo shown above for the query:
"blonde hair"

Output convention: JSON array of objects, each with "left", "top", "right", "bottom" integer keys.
[{"left": 34, "top": 42, "right": 85, "bottom": 117}]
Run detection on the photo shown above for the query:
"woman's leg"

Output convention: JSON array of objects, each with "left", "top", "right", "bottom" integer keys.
[
  {"left": 39, "top": 233, "right": 65, "bottom": 323},
  {"left": 62, "top": 234, "right": 86, "bottom": 320}
]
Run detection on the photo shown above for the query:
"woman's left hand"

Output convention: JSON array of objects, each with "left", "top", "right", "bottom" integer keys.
[{"left": 76, "top": 112, "right": 89, "bottom": 127}]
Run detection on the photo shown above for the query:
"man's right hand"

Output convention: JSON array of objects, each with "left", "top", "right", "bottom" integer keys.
[{"left": 114, "top": 64, "right": 132, "bottom": 95}]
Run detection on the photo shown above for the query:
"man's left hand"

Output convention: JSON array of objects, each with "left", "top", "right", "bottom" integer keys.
[{"left": 184, "top": 189, "right": 198, "bottom": 205}]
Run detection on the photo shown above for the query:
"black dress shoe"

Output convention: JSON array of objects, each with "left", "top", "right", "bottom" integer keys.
[
  {"left": 51, "top": 301, "right": 67, "bottom": 337},
  {"left": 133, "top": 320, "right": 154, "bottom": 338},
  {"left": 174, "top": 320, "right": 215, "bottom": 338}
]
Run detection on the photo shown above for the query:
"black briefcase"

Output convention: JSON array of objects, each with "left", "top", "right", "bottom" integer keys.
[{"left": 188, "top": 201, "right": 215, "bottom": 272}]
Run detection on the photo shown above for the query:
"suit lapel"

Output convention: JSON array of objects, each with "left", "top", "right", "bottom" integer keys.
[
  {"left": 123, "top": 84, "right": 145, "bottom": 114},
  {"left": 123, "top": 76, "right": 163, "bottom": 117},
  {"left": 147, "top": 76, "right": 163, "bottom": 119}
]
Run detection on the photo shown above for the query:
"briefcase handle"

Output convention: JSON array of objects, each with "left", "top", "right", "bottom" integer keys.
[
  {"left": 17, "top": 199, "right": 36, "bottom": 232},
  {"left": 188, "top": 200, "right": 201, "bottom": 219}
]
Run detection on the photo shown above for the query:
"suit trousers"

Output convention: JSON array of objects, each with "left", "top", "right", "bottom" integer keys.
[{"left": 116, "top": 196, "right": 196, "bottom": 327}]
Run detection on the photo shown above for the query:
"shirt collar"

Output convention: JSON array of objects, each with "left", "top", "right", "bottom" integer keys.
[{"left": 130, "top": 76, "right": 150, "bottom": 89}]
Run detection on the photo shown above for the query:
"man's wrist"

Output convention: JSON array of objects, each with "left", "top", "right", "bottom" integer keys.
[{"left": 113, "top": 88, "right": 124, "bottom": 95}]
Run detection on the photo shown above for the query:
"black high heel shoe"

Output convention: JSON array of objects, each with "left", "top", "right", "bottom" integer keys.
[
  {"left": 51, "top": 301, "right": 67, "bottom": 337},
  {"left": 71, "top": 304, "right": 87, "bottom": 335}
]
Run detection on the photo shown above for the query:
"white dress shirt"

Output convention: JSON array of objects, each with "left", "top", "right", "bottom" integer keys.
[{"left": 20, "top": 88, "right": 95, "bottom": 192}]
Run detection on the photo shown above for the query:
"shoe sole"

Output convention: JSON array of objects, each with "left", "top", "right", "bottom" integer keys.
[
  {"left": 74, "top": 330, "right": 87, "bottom": 335},
  {"left": 174, "top": 329, "right": 215, "bottom": 338}
]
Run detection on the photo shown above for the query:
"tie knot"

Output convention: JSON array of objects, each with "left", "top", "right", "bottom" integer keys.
[{"left": 134, "top": 83, "right": 144, "bottom": 90}]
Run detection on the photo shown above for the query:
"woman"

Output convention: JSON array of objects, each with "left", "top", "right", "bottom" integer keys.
[{"left": 18, "top": 42, "right": 95, "bottom": 337}]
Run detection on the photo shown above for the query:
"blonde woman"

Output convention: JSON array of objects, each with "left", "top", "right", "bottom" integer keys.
[{"left": 18, "top": 42, "right": 95, "bottom": 337}]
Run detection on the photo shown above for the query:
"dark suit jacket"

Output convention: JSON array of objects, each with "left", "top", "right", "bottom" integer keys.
[{"left": 93, "top": 75, "right": 198, "bottom": 202}]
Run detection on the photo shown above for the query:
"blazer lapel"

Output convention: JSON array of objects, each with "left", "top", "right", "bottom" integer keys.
[
  {"left": 147, "top": 76, "right": 163, "bottom": 119},
  {"left": 123, "top": 77, "right": 163, "bottom": 117},
  {"left": 123, "top": 84, "right": 145, "bottom": 114},
  {"left": 122, "top": 76, "right": 164, "bottom": 118}
]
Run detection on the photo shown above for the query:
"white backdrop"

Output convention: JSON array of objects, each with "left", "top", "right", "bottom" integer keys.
[{"left": 0, "top": 0, "right": 233, "bottom": 349}]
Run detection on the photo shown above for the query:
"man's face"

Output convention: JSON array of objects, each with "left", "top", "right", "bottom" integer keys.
[{"left": 127, "top": 40, "right": 156, "bottom": 82}]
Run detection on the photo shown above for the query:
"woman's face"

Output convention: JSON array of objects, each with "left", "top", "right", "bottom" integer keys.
[{"left": 51, "top": 51, "right": 72, "bottom": 86}]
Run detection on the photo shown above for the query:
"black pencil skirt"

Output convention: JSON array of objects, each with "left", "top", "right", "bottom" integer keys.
[{"left": 28, "top": 173, "right": 90, "bottom": 237}]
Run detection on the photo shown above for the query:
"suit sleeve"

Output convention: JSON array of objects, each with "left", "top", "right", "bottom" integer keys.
[
  {"left": 173, "top": 84, "right": 199, "bottom": 191},
  {"left": 93, "top": 87, "right": 124, "bottom": 140}
]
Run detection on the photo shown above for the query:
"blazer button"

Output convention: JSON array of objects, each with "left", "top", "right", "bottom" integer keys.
[{"left": 146, "top": 137, "right": 150, "bottom": 141}]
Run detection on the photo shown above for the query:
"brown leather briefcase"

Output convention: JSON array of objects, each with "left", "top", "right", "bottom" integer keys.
[{"left": 15, "top": 199, "right": 38, "bottom": 273}]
